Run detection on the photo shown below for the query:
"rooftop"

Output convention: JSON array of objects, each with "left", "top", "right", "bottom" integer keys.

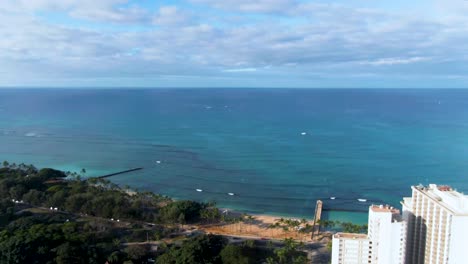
[
  {"left": 413, "top": 184, "right": 468, "bottom": 215},
  {"left": 370, "top": 204, "right": 400, "bottom": 214},
  {"left": 334, "top": 233, "right": 368, "bottom": 240}
]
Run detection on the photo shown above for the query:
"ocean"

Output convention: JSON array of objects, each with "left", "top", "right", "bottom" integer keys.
[{"left": 1, "top": 88, "right": 468, "bottom": 223}]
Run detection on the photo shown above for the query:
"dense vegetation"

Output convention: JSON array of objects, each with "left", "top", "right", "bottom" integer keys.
[
  {"left": 0, "top": 162, "right": 308, "bottom": 263},
  {"left": 318, "top": 219, "right": 368, "bottom": 234},
  {"left": 156, "top": 235, "right": 307, "bottom": 264},
  {"left": 0, "top": 162, "right": 222, "bottom": 225},
  {"left": 0, "top": 213, "right": 123, "bottom": 263}
]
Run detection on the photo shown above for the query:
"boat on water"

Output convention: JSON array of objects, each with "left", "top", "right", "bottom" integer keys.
[
  {"left": 301, "top": 132, "right": 307, "bottom": 135},
  {"left": 228, "top": 193, "right": 235, "bottom": 196},
  {"left": 330, "top": 197, "right": 336, "bottom": 200},
  {"left": 357, "top": 198, "right": 367, "bottom": 202},
  {"left": 156, "top": 160, "right": 161, "bottom": 164},
  {"left": 196, "top": 189, "right": 203, "bottom": 192}
]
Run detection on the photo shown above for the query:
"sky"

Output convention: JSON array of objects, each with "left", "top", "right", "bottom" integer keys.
[{"left": 0, "top": 0, "right": 468, "bottom": 88}]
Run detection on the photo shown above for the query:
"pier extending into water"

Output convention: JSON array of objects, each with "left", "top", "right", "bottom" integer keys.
[
  {"left": 311, "top": 200, "right": 323, "bottom": 239},
  {"left": 96, "top": 168, "right": 143, "bottom": 179}
]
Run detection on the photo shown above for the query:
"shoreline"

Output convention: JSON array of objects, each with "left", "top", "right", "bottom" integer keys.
[
  {"left": 161, "top": 194, "right": 369, "bottom": 225},
  {"left": 199, "top": 208, "right": 321, "bottom": 242},
  {"left": 212, "top": 204, "right": 369, "bottom": 225},
  {"left": 8, "top": 161, "right": 370, "bottom": 225},
  {"left": 124, "top": 182, "right": 370, "bottom": 225}
]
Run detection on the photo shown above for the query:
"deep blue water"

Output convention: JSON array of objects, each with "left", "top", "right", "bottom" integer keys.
[{"left": 1, "top": 88, "right": 468, "bottom": 223}]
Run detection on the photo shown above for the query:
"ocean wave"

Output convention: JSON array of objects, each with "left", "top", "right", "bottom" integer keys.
[
  {"left": 0, "top": 129, "right": 16, "bottom": 135},
  {"left": 149, "top": 180, "right": 385, "bottom": 210},
  {"left": 25, "top": 132, "right": 39, "bottom": 137},
  {"left": 171, "top": 173, "right": 330, "bottom": 190}
]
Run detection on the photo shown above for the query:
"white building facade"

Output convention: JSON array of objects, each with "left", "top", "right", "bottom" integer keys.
[
  {"left": 331, "top": 205, "right": 406, "bottom": 264},
  {"left": 332, "top": 233, "right": 371, "bottom": 264},
  {"left": 368, "top": 205, "right": 406, "bottom": 264},
  {"left": 401, "top": 184, "right": 468, "bottom": 264}
]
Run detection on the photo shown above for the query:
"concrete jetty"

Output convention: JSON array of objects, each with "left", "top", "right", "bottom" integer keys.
[
  {"left": 96, "top": 168, "right": 143, "bottom": 179},
  {"left": 311, "top": 200, "right": 323, "bottom": 239}
]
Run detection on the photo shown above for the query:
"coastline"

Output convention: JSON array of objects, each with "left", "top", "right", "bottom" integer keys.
[
  {"left": 2, "top": 88, "right": 468, "bottom": 232},
  {"left": 15, "top": 162, "right": 370, "bottom": 225},
  {"left": 209, "top": 204, "right": 369, "bottom": 225},
  {"left": 199, "top": 208, "right": 319, "bottom": 242},
  {"left": 162, "top": 192, "right": 369, "bottom": 225}
]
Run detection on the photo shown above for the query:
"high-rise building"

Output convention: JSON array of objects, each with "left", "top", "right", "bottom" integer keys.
[
  {"left": 332, "top": 233, "right": 371, "bottom": 264},
  {"left": 401, "top": 184, "right": 468, "bottom": 264},
  {"left": 331, "top": 205, "right": 406, "bottom": 264},
  {"left": 368, "top": 205, "right": 406, "bottom": 264}
]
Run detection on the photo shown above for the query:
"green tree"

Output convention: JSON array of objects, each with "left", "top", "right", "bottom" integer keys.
[
  {"left": 220, "top": 244, "right": 251, "bottom": 264},
  {"left": 22, "top": 189, "right": 45, "bottom": 205},
  {"left": 0, "top": 198, "right": 14, "bottom": 226},
  {"left": 243, "top": 240, "right": 255, "bottom": 248},
  {"left": 159, "top": 200, "right": 204, "bottom": 224},
  {"left": 156, "top": 235, "right": 227, "bottom": 264},
  {"left": 178, "top": 213, "right": 186, "bottom": 225},
  {"left": 271, "top": 238, "right": 307, "bottom": 264},
  {"left": 125, "top": 245, "right": 147, "bottom": 262},
  {"left": 54, "top": 242, "right": 84, "bottom": 264},
  {"left": 107, "top": 251, "right": 121, "bottom": 263},
  {"left": 9, "top": 185, "right": 26, "bottom": 199}
]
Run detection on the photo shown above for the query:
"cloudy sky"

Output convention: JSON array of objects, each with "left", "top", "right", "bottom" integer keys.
[{"left": 1, "top": 0, "right": 468, "bottom": 88}]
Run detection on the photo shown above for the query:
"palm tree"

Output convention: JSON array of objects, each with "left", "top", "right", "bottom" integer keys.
[
  {"left": 107, "top": 251, "right": 120, "bottom": 263},
  {"left": 269, "top": 222, "right": 281, "bottom": 238},
  {"left": 112, "top": 238, "right": 121, "bottom": 248},
  {"left": 27, "top": 164, "right": 37, "bottom": 173},
  {"left": 246, "top": 215, "right": 255, "bottom": 233},
  {"left": 290, "top": 220, "right": 300, "bottom": 239}
]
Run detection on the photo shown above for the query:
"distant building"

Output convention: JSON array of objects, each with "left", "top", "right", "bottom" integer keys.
[
  {"left": 368, "top": 205, "right": 406, "bottom": 264},
  {"left": 401, "top": 184, "right": 468, "bottom": 264},
  {"left": 331, "top": 205, "right": 406, "bottom": 264},
  {"left": 332, "top": 233, "right": 371, "bottom": 264}
]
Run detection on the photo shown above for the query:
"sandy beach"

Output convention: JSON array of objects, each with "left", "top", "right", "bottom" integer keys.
[{"left": 198, "top": 210, "right": 326, "bottom": 242}]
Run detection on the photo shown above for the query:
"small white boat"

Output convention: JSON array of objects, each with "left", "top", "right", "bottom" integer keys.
[
  {"left": 301, "top": 132, "right": 307, "bottom": 135},
  {"left": 196, "top": 189, "right": 203, "bottom": 192},
  {"left": 156, "top": 160, "right": 161, "bottom": 164},
  {"left": 228, "top": 193, "right": 235, "bottom": 196},
  {"left": 330, "top": 197, "right": 336, "bottom": 200},
  {"left": 358, "top": 199, "right": 367, "bottom": 202}
]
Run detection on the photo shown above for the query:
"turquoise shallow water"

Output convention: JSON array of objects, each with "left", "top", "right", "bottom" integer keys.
[{"left": 1, "top": 88, "right": 468, "bottom": 223}]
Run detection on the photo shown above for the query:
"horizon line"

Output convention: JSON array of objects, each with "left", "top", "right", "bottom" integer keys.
[{"left": 1, "top": 87, "right": 467, "bottom": 90}]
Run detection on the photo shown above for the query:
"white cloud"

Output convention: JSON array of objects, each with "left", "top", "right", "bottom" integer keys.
[
  {"left": 190, "top": 0, "right": 298, "bottom": 13},
  {"left": 435, "top": 0, "right": 468, "bottom": 14},
  {"left": 223, "top": 68, "right": 257, "bottom": 72},
  {"left": 0, "top": 0, "right": 149, "bottom": 23},
  {"left": 70, "top": 5, "right": 148, "bottom": 23},
  {"left": 360, "top": 57, "right": 430, "bottom": 66},
  {"left": 0, "top": 0, "right": 467, "bottom": 87},
  {"left": 152, "top": 6, "right": 192, "bottom": 26}
]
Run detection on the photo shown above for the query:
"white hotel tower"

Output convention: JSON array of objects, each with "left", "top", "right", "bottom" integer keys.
[
  {"left": 401, "top": 184, "right": 468, "bottom": 264},
  {"left": 331, "top": 205, "right": 406, "bottom": 264}
]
